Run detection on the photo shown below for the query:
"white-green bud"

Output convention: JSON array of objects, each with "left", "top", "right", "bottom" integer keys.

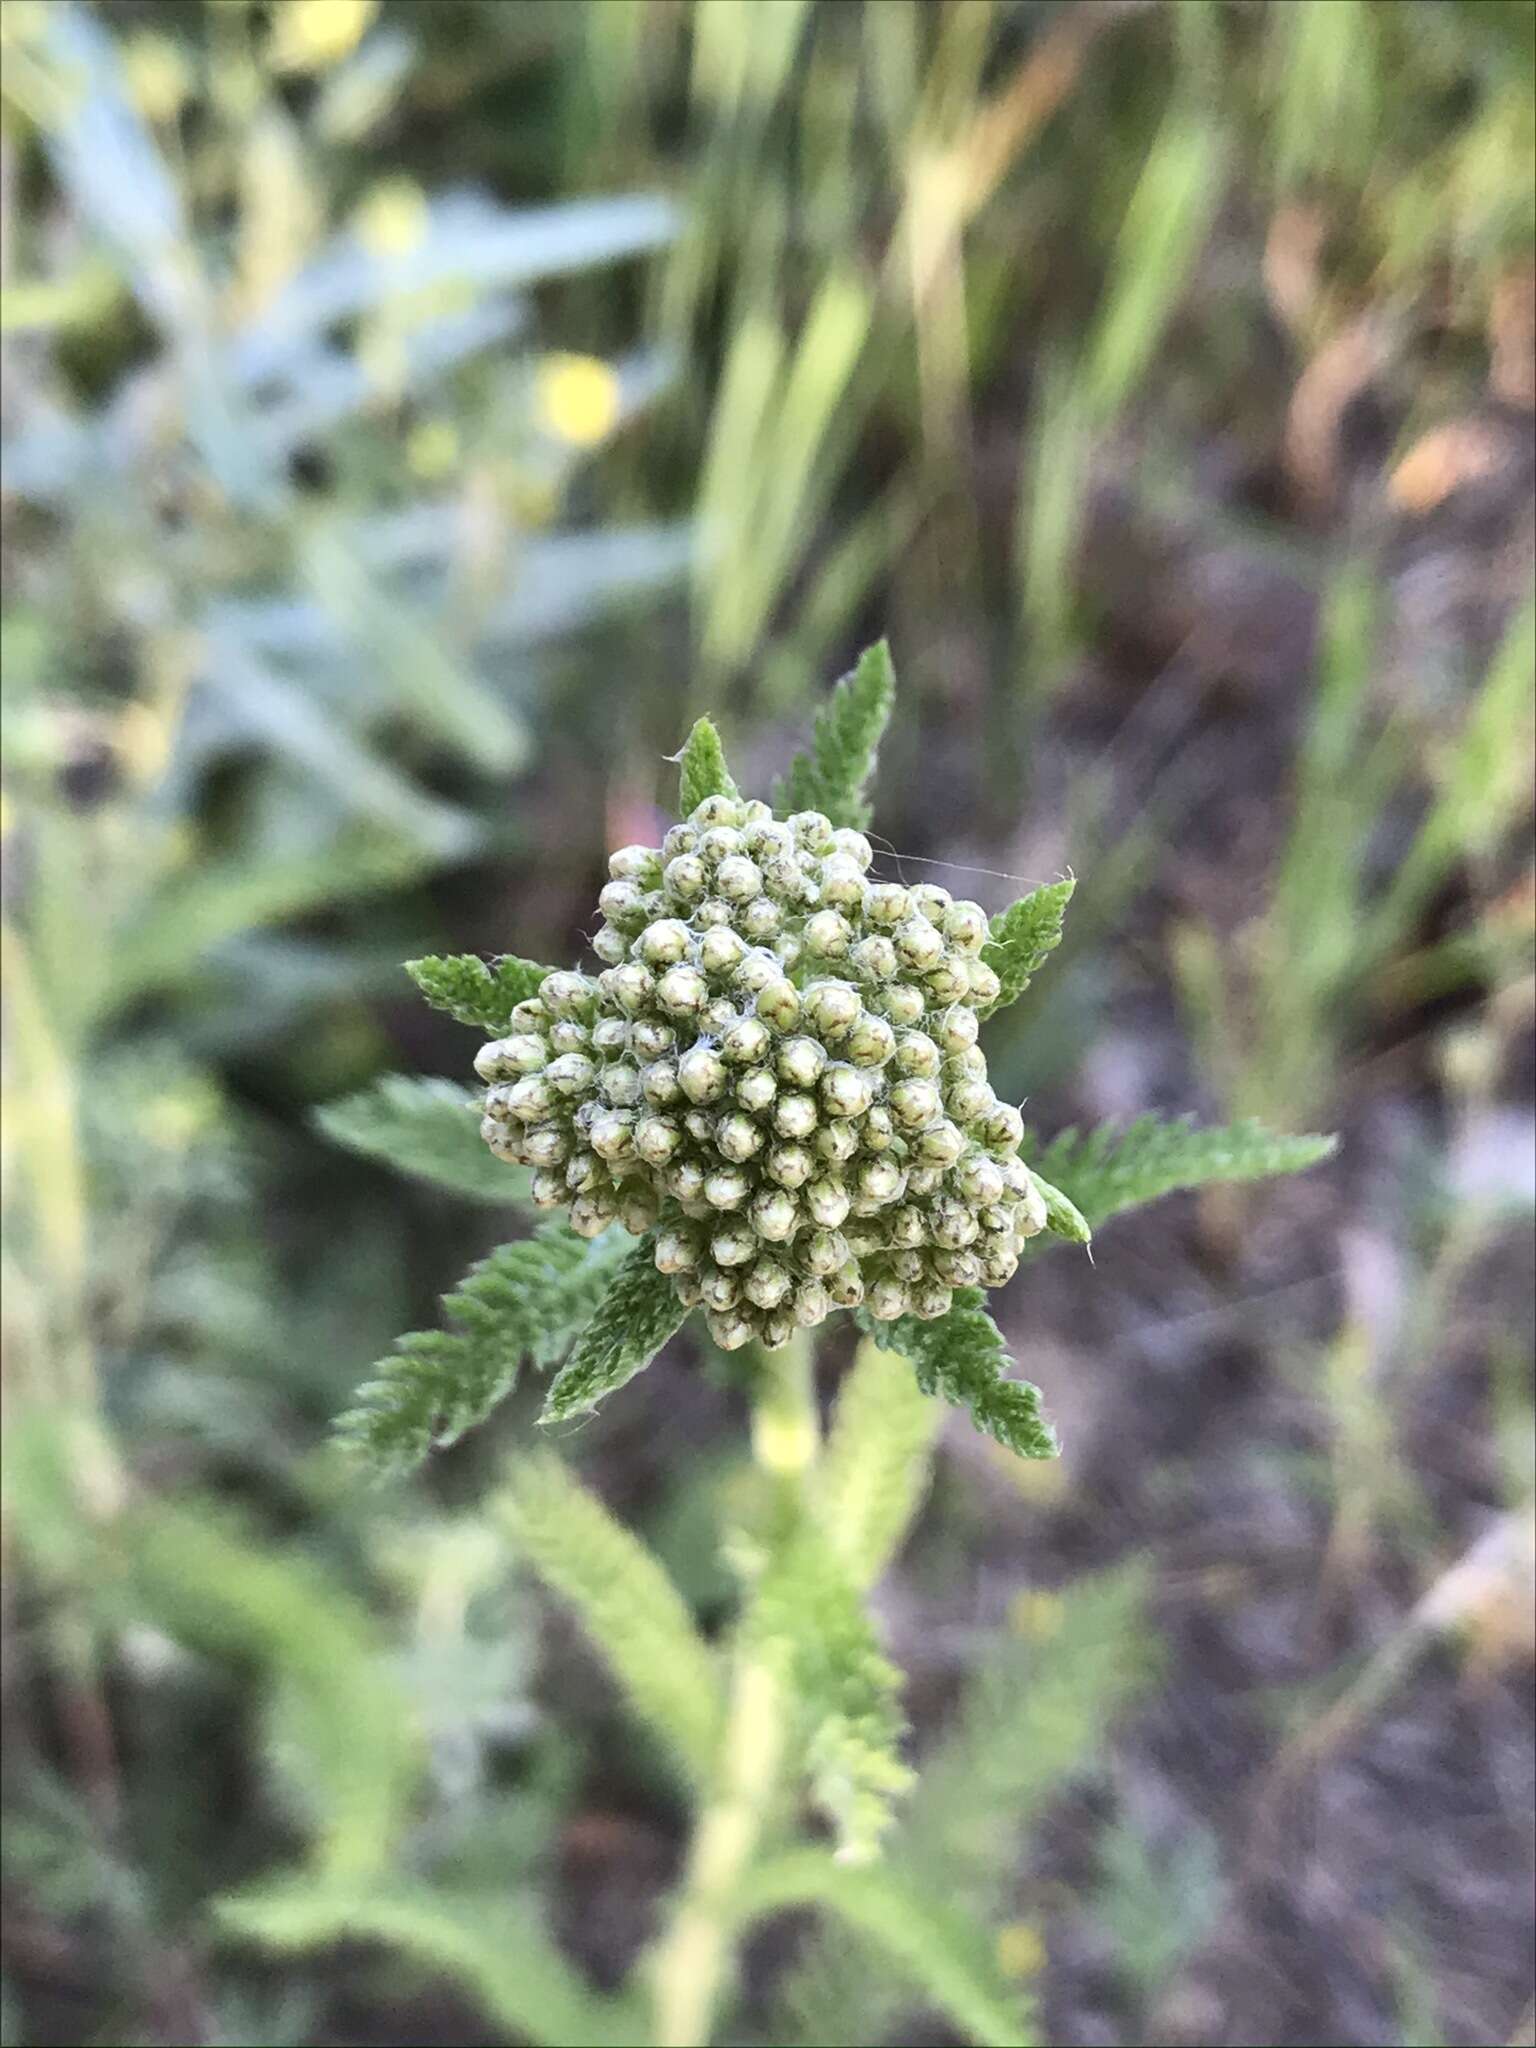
[
  {"left": 956, "top": 1154, "right": 1007, "bottom": 1205},
  {"left": 866, "top": 1275, "right": 909, "bottom": 1322},
  {"left": 910, "top": 883, "right": 952, "bottom": 922},
  {"left": 793, "top": 1278, "right": 832, "bottom": 1327},
  {"left": 916, "top": 1118, "right": 966, "bottom": 1167},
  {"left": 609, "top": 843, "right": 660, "bottom": 883},
  {"left": 857, "top": 1157, "right": 904, "bottom": 1206},
  {"left": 816, "top": 1119, "right": 859, "bottom": 1164},
  {"left": 677, "top": 1046, "right": 727, "bottom": 1104},
  {"left": 599, "top": 879, "right": 646, "bottom": 928},
  {"left": 570, "top": 1193, "right": 616, "bottom": 1236},
  {"left": 930, "top": 1196, "right": 979, "bottom": 1249},
  {"left": 803, "top": 908, "right": 851, "bottom": 958},
  {"left": 590, "top": 1016, "right": 630, "bottom": 1056},
  {"left": 716, "top": 1112, "right": 764, "bottom": 1163},
  {"left": 663, "top": 854, "right": 708, "bottom": 901},
  {"left": 774, "top": 1092, "right": 818, "bottom": 1140},
  {"left": 704, "top": 1165, "right": 750, "bottom": 1210},
  {"left": 911, "top": 1280, "right": 954, "bottom": 1321},
  {"left": 656, "top": 964, "right": 707, "bottom": 1016},
  {"left": 641, "top": 1058, "right": 683, "bottom": 1109},
  {"left": 944, "top": 899, "right": 989, "bottom": 951},
  {"left": 948, "top": 1076, "right": 995, "bottom": 1126},
  {"left": 982, "top": 1102, "right": 1025, "bottom": 1154},
  {"left": 617, "top": 1182, "right": 660, "bottom": 1233},
  {"left": 932, "top": 1004, "right": 979, "bottom": 1053},
  {"left": 631, "top": 1019, "right": 675, "bottom": 1063},
  {"left": 768, "top": 1041, "right": 819, "bottom": 1094},
  {"left": 638, "top": 918, "right": 692, "bottom": 966},
  {"left": 544, "top": 971, "right": 597, "bottom": 1017},
  {"left": 802, "top": 1228, "right": 849, "bottom": 1276},
  {"left": 750, "top": 1188, "right": 800, "bottom": 1242},
  {"left": 531, "top": 1168, "right": 566, "bottom": 1208},
  {"left": 598, "top": 1062, "right": 641, "bottom": 1108},
  {"left": 590, "top": 1112, "right": 636, "bottom": 1161},
  {"left": 889, "top": 1077, "right": 941, "bottom": 1129},
  {"left": 683, "top": 1109, "right": 715, "bottom": 1145},
  {"left": 716, "top": 854, "right": 763, "bottom": 902},
  {"left": 891, "top": 1250, "right": 924, "bottom": 1283},
  {"left": 881, "top": 983, "right": 925, "bottom": 1026},
  {"left": 744, "top": 1259, "right": 792, "bottom": 1310},
  {"left": 806, "top": 1177, "right": 851, "bottom": 1228},
  {"left": 759, "top": 853, "right": 806, "bottom": 901},
  {"left": 889, "top": 1204, "right": 927, "bottom": 1248},
  {"left": 697, "top": 825, "right": 744, "bottom": 864},
  {"left": 482, "top": 1118, "right": 521, "bottom": 1160},
  {"left": 739, "top": 897, "right": 781, "bottom": 940},
  {"left": 707, "top": 1309, "right": 756, "bottom": 1352},
  {"left": 565, "top": 1148, "right": 601, "bottom": 1192},
  {"left": 591, "top": 925, "right": 627, "bottom": 964},
  {"left": 820, "top": 1063, "right": 873, "bottom": 1119},
  {"left": 522, "top": 1125, "right": 571, "bottom": 1168},
  {"left": 635, "top": 1114, "right": 682, "bottom": 1166},
  {"left": 893, "top": 1031, "right": 941, "bottom": 1078},
  {"left": 699, "top": 926, "right": 746, "bottom": 978},
  {"left": 710, "top": 1223, "right": 757, "bottom": 1268},
  {"left": 654, "top": 1224, "right": 704, "bottom": 1274},
  {"left": 895, "top": 918, "right": 946, "bottom": 972},
  {"left": 721, "top": 1016, "right": 771, "bottom": 1066},
  {"left": 845, "top": 1013, "right": 896, "bottom": 1067},
  {"left": 700, "top": 1266, "right": 741, "bottom": 1311},
  {"left": 932, "top": 1249, "right": 981, "bottom": 1288},
  {"left": 789, "top": 810, "right": 834, "bottom": 852},
  {"left": 861, "top": 1105, "right": 897, "bottom": 1152},
  {"left": 924, "top": 959, "right": 970, "bottom": 1003},
  {"left": 507, "top": 1074, "right": 554, "bottom": 1121},
  {"left": 758, "top": 1307, "right": 796, "bottom": 1351},
  {"left": 831, "top": 828, "right": 873, "bottom": 869},
  {"left": 905, "top": 1164, "right": 945, "bottom": 1198},
  {"left": 663, "top": 823, "right": 698, "bottom": 859},
  {"left": 827, "top": 1263, "right": 865, "bottom": 1307},
  {"left": 766, "top": 1142, "right": 814, "bottom": 1189},
  {"left": 698, "top": 998, "right": 735, "bottom": 1036},
  {"left": 608, "top": 963, "right": 654, "bottom": 1014},
  {"left": 695, "top": 897, "right": 734, "bottom": 929},
  {"left": 850, "top": 934, "right": 898, "bottom": 983},
  {"left": 509, "top": 999, "right": 548, "bottom": 1032},
  {"left": 866, "top": 882, "right": 909, "bottom": 927},
  {"left": 691, "top": 794, "right": 742, "bottom": 830},
  {"left": 968, "top": 961, "right": 1002, "bottom": 1008},
  {"left": 666, "top": 1158, "right": 707, "bottom": 1204},
  {"left": 734, "top": 948, "right": 782, "bottom": 995},
  {"left": 802, "top": 980, "right": 862, "bottom": 1039}
]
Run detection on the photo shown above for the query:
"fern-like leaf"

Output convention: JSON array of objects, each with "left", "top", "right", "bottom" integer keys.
[
  {"left": 677, "top": 716, "right": 740, "bottom": 814},
  {"left": 405, "top": 953, "right": 551, "bottom": 1033},
  {"left": 1030, "top": 1169, "right": 1091, "bottom": 1246},
  {"left": 818, "top": 1340, "right": 943, "bottom": 1592},
  {"left": 217, "top": 1880, "right": 642, "bottom": 2047},
  {"left": 976, "top": 878, "right": 1074, "bottom": 1021},
  {"left": 1028, "top": 1115, "right": 1337, "bottom": 1231},
  {"left": 863, "top": 1293, "right": 1057, "bottom": 1461},
  {"left": 495, "top": 1455, "right": 722, "bottom": 1780},
  {"left": 736, "top": 1851, "right": 1030, "bottom": 2048},
  {"left": 336, "top": 1226, "right": 629, "bottom": 1476},
  {"left": 772, "top": 639, "right": 896, "bottom": 830},
  {"left": 540, "top": 1239, "right": 687, "bottom": 1422},
  {"left": 746, "top": 1520, "right": 913, "bottom": 1863},
  {"left": 315, "top": 1076, "right": 529, "bottom": 1203}
]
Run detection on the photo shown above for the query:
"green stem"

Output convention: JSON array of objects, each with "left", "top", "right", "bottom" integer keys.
[{"left": 649, "top": 1333, "right": 818, "bottom": 2048}]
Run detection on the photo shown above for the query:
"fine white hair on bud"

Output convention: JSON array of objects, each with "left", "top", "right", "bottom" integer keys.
[{"left": 474, "top": 780, "right": 1051, "bottom": 1345}]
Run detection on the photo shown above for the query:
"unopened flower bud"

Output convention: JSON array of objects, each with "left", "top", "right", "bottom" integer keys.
[
  {"left": 857, "top": 1157, "right": 905, "bottom": 1206},
  {"left": 635, "top": 1114, "right": 682, "bottom": 1165},
  {"left": 666, "top": 1158, "right": 707, "bottom": 1203},
  {"left": 889, "top": 1204, "right": 927, "bottom": 1248},
  {"left": 591, "top": 926, "right": 627, "bottom": 964},
  {"left": 704, "top": 1166, "right": 750, "bottom": 1210},
  {"left": 707, "top": 1309, "right": 756, "bottom": 1352},
  {"left": 590, "top": 1112, "right": 636, "bottom": 1161},
  {"left": 721, "top": 1016, "right": 771, "bottom": 1066},
  {"left": 794, "top": 1279, "right": 832, "bottom": 1326},
  {"left": 916, "top": 1118, "right": 966, "bottom": 1167},
  {"left": 758, "top": 1307, "right": 796, "bottom": 1351},
  {"left": 608, "top": 963, "right": 654, "bottom": 1014},
  {"left": 736, "top": 1066, "right": 778, "bottom": 1114},
  {"left": 663, "top": 854, "right": 708, "bottom": 902},
  {"left": 654, "top": 1224, "right": 704, "bottom": 1274},
  {"left": 866, "top": 1275, "right": 909, "bottom": 1322},
  {"left": 828, "top": 1263, "right": 865, "bottom": 1307},
  {"left": 820, "top": 1063, "right": 873, "bottom": 1119},
  {"left": 816, "top": 1120, "right": 859, "bottom": 1163},
  {"left": 744, "top": 1259, "right": 792, "bottom": 1310},
  {"left": 804, "top": 909, "right": 852, "bottom": 956},
  {"left": 861, "top": 1105, "right": 897, "bottom": 1152},
  {"left": 716, "top": 855, "right": 764, "bottom": 904},
  {"left": 697, "top": 825, "right": 744, "bottom": 864},
  {"left": 739, "top": 897, "right": 781, "bottom": 940},
  {"left": 982, "top": 1102, "right": 1025, "bottom": 1154},
  {"left": 968, "top": 962, "right": 1001, "bottom": 1008},
  {"left": 734, "top": 949, "right": 782, "bottom": 995},
  {"left": 523, "top": 1125, "right": 571, "bottom": 1168},
  {"left": 932, "top": 1004, "right": 979, "bottom": 1053},
  {"left": 598, "top": 880, "right": 646, "bottom": 928},
  {"left": 508, "top": 1074, "right": 554, "bottom": 1121},
  {"left": 924, "top": 959, "right": 970, "bottom": 1003},
  {"left": 895, "top": 918, "right": 946, "bottom": 972},
  {"left": 638, "top": 918, "right": 692, "bottom": 966},
  {"left": 803, "top": 980, "right": 862, "bottom": 1039},
  {"left": 774, "top": 1092, "right": 818, "bottom": 1139},
  {"left": 944, "top": 899, "right": 989, "bottom": 951},
  {"left": 701, "top": 1267, "right": 741, "bottom": 1311},
  {"left": 911, "top": 1280, "right": 954, "bottom": 1321},
  {"left": 531, "top": 1168, "right": 566, "bottom": 1207},
  {"left": 948, "top": 1077, "right": 996, "bottom": 1126},
  {"left": 889, "top": 1078, "right": 941, "bottom": 1129},
  {"left": 806, "top": 1177, "right": 851, "bottom": 1228},
  {"left": 850, "top": 933, "right": 898, "bottom": 983},
  {"left": 789, "top": 810, "right": 834, "bottom": 853},
  {"left": 699, "top": 926, "right": 747, "bottom": 978},
  {"left": 692, "top": 794, "right": 743, "bottom": 830},
  {"left": 710, "top": 1223, "right": 757, "bottom": 1268},
  {"left": 678, "top": 1047, "right": 728, "bottom": 1104},
  {"left": 750, "top": 1188, "right": 800, "bottom": 1241},
  {"left": 716, "top": 1112, "right": 764, "bottom": 1163},
  {"left": 590, "top": 1016, "right": 630, "bottom": 1056},
  {"left": 765, "top": 1142, "right": 814, "bottom": 1189}
]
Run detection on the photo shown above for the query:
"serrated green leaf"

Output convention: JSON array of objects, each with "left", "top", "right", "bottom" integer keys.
[
  {"left": 315, "top": 1075, "right": 529, "bottom": 1203},
  {"left": 216, "top": 1879, "right": 640, "bottom": 2047},
  {"left": 495, "top": 1455, "right": 722, "bottom": 1781},
  {"left": 1030, "top": 1170, "right": 1091, "bottom": 1246},
  {"left": 677, "top": 716, "right": 740, "bottom": 815},
  {"left": 405, "top": 953, "right": 551, "bottom": 1033},
  {"left": 863, "top": 1293, "right": 1057, "bottom": 1460},
  {"left": 335, "top": 1225, "right": 629, "bottom": 1476},
  {"left": 976, "top": 878, "right": 1074, "bottom": 1021},
  {"left": 818, "top": 1339, "right": 943, "bottom": 1593},
  {"left": 746, "top": 1519, "right": 913, "bottom": 1863},
  {"left": 1027, "top": 1116, "right": 1337, "bottom": 1232},
  {"left": 772, "top": 639, "right": 896, "bottom": 829},
  {"left": 540, "top": 1237, "right": 687, "bottom": 1421},
  {"left": 735, "top": 1851, "right": 1031, "bottom": 2048}
]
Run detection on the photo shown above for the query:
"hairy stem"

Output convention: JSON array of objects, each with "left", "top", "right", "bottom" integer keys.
[{"left": 649, "top": 1332, "right": 817, "bottom": 2047}]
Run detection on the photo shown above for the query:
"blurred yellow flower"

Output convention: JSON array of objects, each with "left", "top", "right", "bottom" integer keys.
[
  {"left": 536, "top": 352, "right": 621, "bottom": 448},
  {"left": 996, "top": 1922, "right": 1047, "bottom": 1980},
  {"left": 123, "top": 33, "right": 191, "bottom": 125},
  {"left": 353, "top": 177, "right": 428, "bottom": 258},
  {"left": 408, "top": 419, "right": 460, "bottom": 480},
  {"left": 1009, "top": 1587, "right": 1064, "bottom": 1641},
  {"left": 270, "top": 0, "right": 377, "bottom": 74}
]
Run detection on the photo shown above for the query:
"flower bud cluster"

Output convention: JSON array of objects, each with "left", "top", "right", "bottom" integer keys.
[{"left": 475, "top": 795, "right": 1046, "bottom": 1349}]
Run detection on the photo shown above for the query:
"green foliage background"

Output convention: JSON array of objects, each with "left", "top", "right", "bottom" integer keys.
[{"left": 2, "top": 3, "right": 1532, "bottom": 2045}]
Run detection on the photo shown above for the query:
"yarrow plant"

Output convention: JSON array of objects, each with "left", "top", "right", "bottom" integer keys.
[{"left": 317, "top": 644, "right": 1334, "bottom": 2046}]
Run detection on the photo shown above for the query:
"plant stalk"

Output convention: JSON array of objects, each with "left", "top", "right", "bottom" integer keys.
[{"left": 649, "top": 1332, "right": 818, "bottom": 2047}]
